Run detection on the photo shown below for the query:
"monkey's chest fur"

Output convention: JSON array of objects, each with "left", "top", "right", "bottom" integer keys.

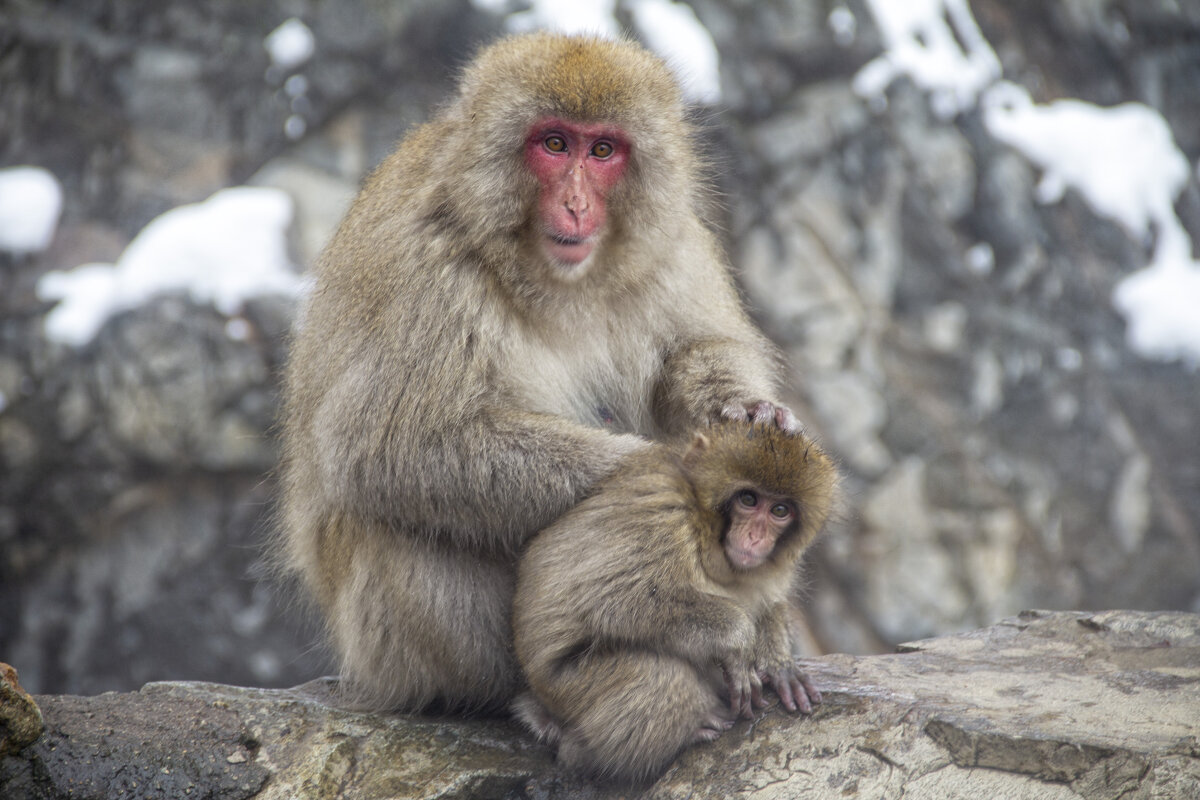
[{"left": 502, "top": 318, "right": 662, "bottom": 435}]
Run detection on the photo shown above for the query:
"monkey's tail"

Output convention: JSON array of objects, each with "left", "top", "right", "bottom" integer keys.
[{"left": 551, "top": 651, "right": 723, "bottom": 785}]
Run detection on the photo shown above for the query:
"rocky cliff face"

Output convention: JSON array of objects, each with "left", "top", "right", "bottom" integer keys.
[
  {"left": 1, "top": 0, "right": 1198, "bottom": 695},
  {"left": 701, "top": 0, "right": 1200, "bottom": 653}
]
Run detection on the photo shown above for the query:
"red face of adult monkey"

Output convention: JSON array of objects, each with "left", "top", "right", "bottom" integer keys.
[
  {"left": 526, "top": 117, "right": 629, "bottom": 267},
  {"left": 277, "top": 32, "right": 801, "bottom": 713}
]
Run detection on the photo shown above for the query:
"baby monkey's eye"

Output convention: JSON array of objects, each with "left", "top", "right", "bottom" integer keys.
[
  {"left": 736, "top": 490, "right": 758, "bottom": 508},
  {"left": 770, "top": 503, "right": 793, "bottom": 520}
]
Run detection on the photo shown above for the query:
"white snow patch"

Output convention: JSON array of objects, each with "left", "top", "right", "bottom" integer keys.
[
  {"left": 1111, "top": 261, "right": 1200, "bottom": 365},
  {"left": 965, "top": 242, "right": 995, "bottom": 276},
  {"left": 983, "top": 83, "right": 1190, "bottom": 241},
  {"left": 983, "top": 82, "right": 1200, "bottom": 364},
  {"left": 828, "top": 6, "right": 858, "bottom": 46},
  {"left": 37, "top": 187, "right": 302, "bottom": 347},
  {"left": 0, "top": 166, "right": 64, "bottom": 255},
  {"left": 627, "top": 0, "right": 722, "bottom": 105},
  {"left": 854, "top": 0, "right": 1000, "bottom": 119},
  {"left": 472, "top": 0, "right": 722, "bottom": 104},
  {"left": 264, "top": 18, "right": 315, "bottom": 71},
  {"left": 855, "top": 0, "right": 1200, "bottom": 365},
  {"left": 503, "top": 0, "right": 620, "bottom": 37}
]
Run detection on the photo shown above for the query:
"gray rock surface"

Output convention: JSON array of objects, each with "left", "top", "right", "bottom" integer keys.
[
  {"left": 3, "top": 611, "right": 1197, "bottom": 799},
  {"left": 697, "top": 0, "right": 1200, "bottom": 654},
  {"left": 1, "top": 0, "right": 1199, "bottom": 698}
]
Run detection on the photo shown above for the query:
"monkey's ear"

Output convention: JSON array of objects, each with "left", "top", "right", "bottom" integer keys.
[{"left": 682, "top": 432, "right": 710, "bottom": 466}]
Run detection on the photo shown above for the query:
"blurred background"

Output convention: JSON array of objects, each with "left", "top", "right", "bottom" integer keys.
[{"left": 1, "top": 0, "right": 1198, "bottom": 697}]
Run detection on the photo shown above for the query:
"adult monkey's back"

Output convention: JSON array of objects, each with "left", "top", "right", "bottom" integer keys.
[{"left": 278, "top": 32, "right": 801, "bottom": 713}]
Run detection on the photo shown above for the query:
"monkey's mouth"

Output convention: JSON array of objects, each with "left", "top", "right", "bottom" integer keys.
[
  {"left": 727, "top": 546, "right": 769, "bottom": 570},
  {"left": 544, "top": 233, "right": 596, "bottom": 266}
]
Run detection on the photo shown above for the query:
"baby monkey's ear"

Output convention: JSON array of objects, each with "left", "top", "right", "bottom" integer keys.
[{"left": 682, "top": 431, "right": 711, "bottom": 468}]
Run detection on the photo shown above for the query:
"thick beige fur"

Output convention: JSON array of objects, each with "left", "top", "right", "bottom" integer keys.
[
  {"left": 513, "top": 422, "right": 836, "bottom": 782},
  {"left": 277, "top": 33, "right": 789, "bottom": 713}
]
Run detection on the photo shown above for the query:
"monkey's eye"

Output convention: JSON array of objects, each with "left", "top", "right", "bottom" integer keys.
[
  {"left": 770, "top": 503, "right": 793, "bottom": 520},
  {"left": 590, "top": 141, "right": 614, "bottom": 159},
  {"left": 544, "top": 135, "right": 567, "bottom": 153},
  {"left": 736, "top": 490, "right": 758, "bottom": 508}
]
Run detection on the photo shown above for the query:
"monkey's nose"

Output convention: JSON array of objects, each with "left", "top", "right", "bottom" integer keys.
[{"left": 565, "top": 193, "right": 589, "bottom": 217}]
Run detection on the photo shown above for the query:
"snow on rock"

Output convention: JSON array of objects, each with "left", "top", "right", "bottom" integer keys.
[
  {"left": 855, "top": 0, "right": 1200, "bottom": 365},
  {"left": 502, "top": 0, "right": 620, "bottom": 37},
  {"left": 1112, "top": 264, "right": 1200, "bottom": 365},
  {"left": 472, "top": 0, "right": 722, "bottom": 104},
  {"left": 0, "top": 166, "right": 64, "bottom": 255},
  {"left": 627, "top": 0, "right": 722, "bottom": 105},
  {"left": 854, "top": 0, "right": 1001, "bottom": 119},
  {"left": 264, "top": 18, "right": 315, "bottom": 72},
  {"left": 983, "top": 81, "right": 1200, "bottom": 365},
  {"left": 982, "top": 83, "right": 1190, "bottom": 242},
  {"left": 37, "top": 187, "right": 303, "bottom": 347}
]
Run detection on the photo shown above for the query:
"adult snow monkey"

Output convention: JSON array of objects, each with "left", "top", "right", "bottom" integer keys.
[{"left": 277, "top": 32, "right": 803, "bottom": 713}]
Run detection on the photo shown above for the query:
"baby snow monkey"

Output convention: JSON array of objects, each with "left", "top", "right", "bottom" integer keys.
[{"left": 514, "top": 417, "right": 837, "bottom": 783}]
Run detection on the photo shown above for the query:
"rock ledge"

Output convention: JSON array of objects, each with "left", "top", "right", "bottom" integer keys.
[{"left": 2, "top": 610, "right": 1197, "bottom": 799}]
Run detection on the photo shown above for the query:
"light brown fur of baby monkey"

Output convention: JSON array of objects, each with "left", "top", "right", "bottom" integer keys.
[
  {"left": 514, "top": 420, "right": 837, "bottom": 784},
  {"left": 276, "top": 32, "right": 802, "bottom": 713}
]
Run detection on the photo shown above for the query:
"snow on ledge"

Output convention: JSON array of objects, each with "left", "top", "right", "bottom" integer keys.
[
  {"left": 472, "top": 0, "right": 722, "bottom": 104},
  {"left": 36, "top": 187, "right": 303, "bottom": 347},
  {"left": 983, "top": 82, "right": 1200, "bottom": 365},
  {"left": 855, "top": 0, "right": 1200, "bottom": 366},
  {"left": 0, "top": 166, "right": 63, "bottom": 255},
  {"left": 264, "top": 18, "right": 315, "bottom": 72},
  {"left": 853, "top": 0, "right": 1000, "bottom": 119}
]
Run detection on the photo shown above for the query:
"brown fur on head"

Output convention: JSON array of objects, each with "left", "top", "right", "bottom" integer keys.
[
  {"left": 458, "top": 32, "right": 685, "bottom": 145},
  {"left": 684, "top": 420, "right": 837, "bottom": 573}
]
